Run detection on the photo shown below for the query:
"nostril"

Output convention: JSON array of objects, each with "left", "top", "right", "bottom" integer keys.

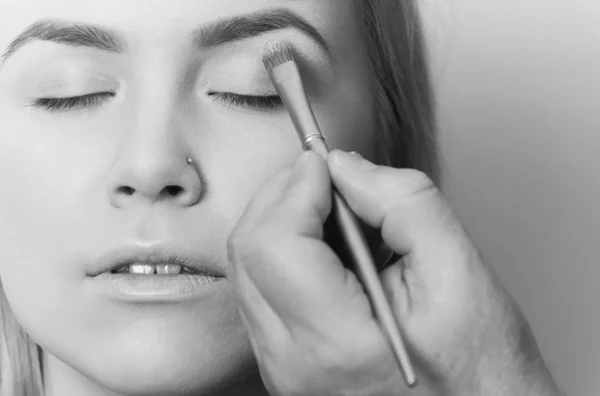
[
  {"left": 165, "top": 185, "right": 183, "bottom": 196},
  {"left": 116, "top": 186, "right": 135, "bottom": 195}
]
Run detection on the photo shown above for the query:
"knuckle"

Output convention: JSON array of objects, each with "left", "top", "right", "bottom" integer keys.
[
  {"left": 400, "top": 168, "right": 436, "bottom": 195},
  {"left": 375, "top": 168, "right": 437, "bottom": 205}
]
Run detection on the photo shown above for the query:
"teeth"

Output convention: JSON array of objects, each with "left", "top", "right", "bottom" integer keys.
[
  {"left": 130, "top": 264, "right": 155, "bottom": 275},
  {"left": 113, "top": 264, "right": 185, "bottom": 275},
  {"left": 156, "top": 264, "right": 182, "bottom": 275}
]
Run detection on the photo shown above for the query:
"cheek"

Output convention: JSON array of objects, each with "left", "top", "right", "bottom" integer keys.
[
  {"left": 0, "top": 111, "right": 109, "bottom": 322},
  {"left": 196, "top": 109, "right": 303, "bottom": 224},
  {"left": 186, "top": 90, "right": 376, "bottom": 233},
  {"left": 0, "top": 113, "right": 97, "bottom": 258},
  {"left": 0, "top": 115, "right": 93, "bottom": 362}
]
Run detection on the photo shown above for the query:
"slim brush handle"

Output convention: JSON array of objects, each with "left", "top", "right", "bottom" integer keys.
[
  {"left": 332, "top": 192, "right": 417, "bottom": 387},
  {"left": 269, "top": 60, "right": 417, "bottom": 386},
  {"left": 305, "top": 138, "right": 417, "bottom": 387}
]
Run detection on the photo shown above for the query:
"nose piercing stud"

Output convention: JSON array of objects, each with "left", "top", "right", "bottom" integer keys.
[{"left": 186, "top": 157, "right": 193, "bottom": 165}]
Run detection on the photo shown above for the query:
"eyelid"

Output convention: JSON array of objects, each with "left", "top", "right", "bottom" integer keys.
[
  {"left": 38, "top": 73, "right": 114, "bottom": 89},
  {"left": 36, "top": 73, "right": 118, "bottom": 97}
]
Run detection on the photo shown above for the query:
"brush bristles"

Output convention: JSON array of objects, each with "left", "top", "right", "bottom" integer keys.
[{"left": 261, "top": 41, "right": 295, "bottom": 71}]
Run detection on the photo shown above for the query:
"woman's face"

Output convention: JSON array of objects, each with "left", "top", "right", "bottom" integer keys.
[{"left": 0, "top": 0, "right": 375, "bottom": 394}]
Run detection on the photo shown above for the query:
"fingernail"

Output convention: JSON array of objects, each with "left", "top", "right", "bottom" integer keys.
[{"left": 332, "top": 150, "right": 376, "bottom": 172}]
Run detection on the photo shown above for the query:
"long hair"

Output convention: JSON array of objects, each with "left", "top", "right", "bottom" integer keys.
[
  {"left": 357, "top": 0, "right": 440, "bottom": 182},
  {"left": 0, "top": 1, "right": 439, "bottom": 394}
]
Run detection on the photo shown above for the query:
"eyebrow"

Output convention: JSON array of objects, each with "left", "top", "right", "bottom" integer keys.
[
  {"left": 2, "top": 21, "right": 122, "bottom": 59},
  {"left": 196, "top": 9, "right": 328, "bottom": 53},
  {"left": 1, "top": 9, "right": 329, "bottom": 61}
]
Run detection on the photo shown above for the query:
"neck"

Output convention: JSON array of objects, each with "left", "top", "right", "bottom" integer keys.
[{"left": 42, "top": 352, "right": 269, "bottom": 396}]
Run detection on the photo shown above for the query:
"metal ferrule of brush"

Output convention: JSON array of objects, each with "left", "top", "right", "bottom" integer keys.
[{"left": 268, "top": 61, "right": 330, "bottom": 158}]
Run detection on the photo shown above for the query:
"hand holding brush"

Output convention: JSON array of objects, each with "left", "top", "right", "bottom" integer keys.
[{"left": 225, "top": 41, "right": 563, "bottom": 396}]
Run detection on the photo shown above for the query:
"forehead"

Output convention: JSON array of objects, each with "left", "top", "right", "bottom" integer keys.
[{"left": 0, "top": 0, "right": 359, "bottom": 52}]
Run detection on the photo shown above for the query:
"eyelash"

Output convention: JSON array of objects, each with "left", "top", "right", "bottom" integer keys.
[
  {"left": 30, "top": 92, "right": 284, "bottom": 113},
  {"left": 209, "top": 92, "right": 284, "bottom": 110},
  {"left": 31, "top": 92, "right": 116, "bottom": 112}
]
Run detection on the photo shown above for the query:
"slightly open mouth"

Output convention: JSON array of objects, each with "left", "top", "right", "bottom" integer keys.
[{"left": 111, "top": 264, "right": 202, "bottom": 275}]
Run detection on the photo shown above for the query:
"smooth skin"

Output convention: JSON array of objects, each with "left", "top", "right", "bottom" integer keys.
[{"left": 228, "top": 149, "right": 564, "bottom": 396}]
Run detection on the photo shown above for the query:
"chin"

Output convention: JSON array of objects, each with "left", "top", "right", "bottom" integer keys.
[
  {"left": 41, "top": 308, "right": 260, "bottom": 395},
  {"left": 89, "top": 347, "right": 258, "bottom": 395}
]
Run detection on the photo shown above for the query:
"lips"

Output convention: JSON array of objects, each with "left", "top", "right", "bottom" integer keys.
[{"left": 87, "top": 243, "right": 225, "bottom": 278}]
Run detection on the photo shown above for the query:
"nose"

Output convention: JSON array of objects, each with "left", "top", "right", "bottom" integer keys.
[{"left": 106, "top": 139, "right": 202, "bottom": 208}]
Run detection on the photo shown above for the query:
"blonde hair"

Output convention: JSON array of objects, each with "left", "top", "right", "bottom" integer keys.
[{"left": 0, "top": 1, "right": 439, "bottom": 394}]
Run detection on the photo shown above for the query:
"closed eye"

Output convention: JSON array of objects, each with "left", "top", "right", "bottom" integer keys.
[
  {"left": 208, "top": 92, "right": 283, "bottom": 110},
  {"left": 29, "top": 91, "right": 284, "bottom": 113},
  {"left": 30, "top": 92, "right": 116, "bottom": 112}
]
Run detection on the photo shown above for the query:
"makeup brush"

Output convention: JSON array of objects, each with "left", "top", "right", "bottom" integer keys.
[{"left": 261, "top": 41, "right": 417, "bottom": 388}]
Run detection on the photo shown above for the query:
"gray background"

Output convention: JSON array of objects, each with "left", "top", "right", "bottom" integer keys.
[{"left": 423, "top": 1, "right": 599, "bottom": 395}]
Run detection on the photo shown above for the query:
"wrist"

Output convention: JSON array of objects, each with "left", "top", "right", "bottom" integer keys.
[
  {"left": 476, "top": 356, "right": 561, "bottom": 396},
  {"left": 446, "top": 315, "right": 563, "bottom": 396},
  {"left": 444, "top": 357, "right": 562, "bottom": 396}
]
